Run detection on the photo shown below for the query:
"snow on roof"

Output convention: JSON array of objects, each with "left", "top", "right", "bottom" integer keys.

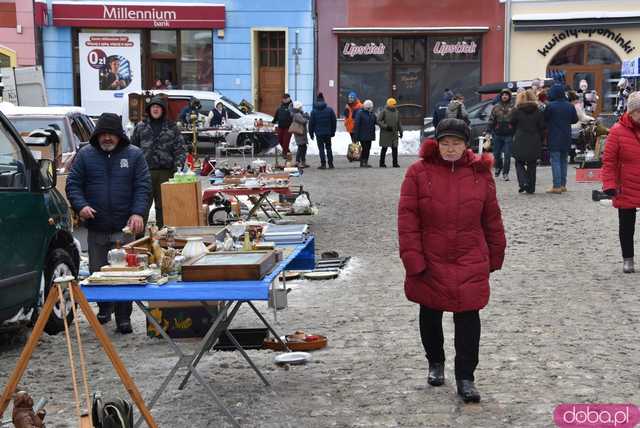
[
  {"left": 0, "top": 102, "right": 85, "bottom": 117},
  {"left": 513, "top": 11, "right": 640, "bottom": 21}
]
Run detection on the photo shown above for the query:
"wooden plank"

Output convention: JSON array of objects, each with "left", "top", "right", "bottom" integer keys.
[{"left": 161, "top": 181, "right": 202, "bottom": 227}]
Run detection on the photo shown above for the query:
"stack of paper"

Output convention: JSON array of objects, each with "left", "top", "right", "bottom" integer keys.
[{"left": 262, "top": 224, "right": 309, "bottom": 244}]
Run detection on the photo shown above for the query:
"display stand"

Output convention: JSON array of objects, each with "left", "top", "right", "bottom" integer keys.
[{"left": 0, "top": 278, "right": 158, "bottom": 428}]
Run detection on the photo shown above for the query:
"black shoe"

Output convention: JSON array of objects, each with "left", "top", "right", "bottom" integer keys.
[
  {"left": 116, "top": 321, "right": 133, "bottom": 334},
  {"left": 380, "top": 164, "right": 387, "bottom": 168},
  {"left": 456, "top": 380, "right": 481, "bottom": 403},
  {"left": 318, "top": 164, "right": 326, "bottom": 170},
  {"left": 393, "top": 164, "right": 400, "bottom": 168},
  {"left": 494, "top": 170, "right": 501, "bottom": 177},
  {"left": 427, "top": 362, "right": 445, "bottom": 386},
  {"left": 97, "top": 311, "right": 112, "bottom": 325},
  {"left": 328, "top": 164, "right": 335, "bottom": 169},
  {"left": 518, "top": 187, "right": 525, "bottom": 193}
]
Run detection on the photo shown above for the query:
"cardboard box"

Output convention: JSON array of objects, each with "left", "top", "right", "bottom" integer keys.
[
  {"left": 146, "top": 301, "right": 224, "bottom": 339},
  {"left": 161, "top": 181, "right": 204, "bottom": 227}
]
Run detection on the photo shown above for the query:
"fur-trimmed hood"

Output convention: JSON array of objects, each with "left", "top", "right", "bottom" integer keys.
[{"left": 419, "top": 138, "right": 494, "bottom": 172}]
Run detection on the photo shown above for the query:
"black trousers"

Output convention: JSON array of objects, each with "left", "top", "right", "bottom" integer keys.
[
  {"left": 419, "top": 306, "right": 480, "bottom": 381},
  {"left": 380, "top": 146, "right": 398, "bottom": 166},
  {"left": 619, "top": 208, "right": 636, "bottom": 259},
  {"left": 360, "top": 140, "right": 372, "bottom": 164},
  {"left": 88, "top": 230, "right": 133, "bottom": 323},
  {"left": 515, "top": 160, "right": 537, "bottom": 193}
]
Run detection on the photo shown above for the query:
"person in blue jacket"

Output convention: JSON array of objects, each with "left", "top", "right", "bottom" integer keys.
[
  {"left": 66, "top": 113, "right": 151, "bottom": 334},
  {"left": 544, "top": 84, "right": 578, "bottom": 193},
  {"left": 354, "top": 99, "right": 377, "bottom": 168},
  {"left": 309, "top": 92, "right": 337, "bottom": 169},
  {"left": 432, "top": 89, "right": 455, "bottom": 128}
]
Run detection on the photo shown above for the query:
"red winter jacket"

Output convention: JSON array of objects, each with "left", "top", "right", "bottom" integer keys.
[
  {"left": 602, "top": 113, "right": 640, "bottom": 209},
  {"left": 398, "top": 140, "right": 506, "bottom": 312}
]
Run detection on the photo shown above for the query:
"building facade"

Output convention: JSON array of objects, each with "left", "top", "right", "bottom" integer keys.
[
  {"left": 40, "top": 0, "right": 314, "bottom": 114},
  {"left": 0, "top": 0, "right": 39, "bottom": 68},
  {"left": 508, "top": 0, "right": 640, "bottom": 114},
  {"left": 316, "top": 0, "right": 505, "bottom": 124}
]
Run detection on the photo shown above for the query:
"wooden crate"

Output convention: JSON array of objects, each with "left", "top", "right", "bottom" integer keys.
[{"left": 161, "top": 181, "right": 204, "bottom": 227}]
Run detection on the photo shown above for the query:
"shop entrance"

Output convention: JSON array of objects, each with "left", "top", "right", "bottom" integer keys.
[
  {"left": 152, "top": 59, "right": 177, "bottom": 88},
  {"left": 546, "top": 41, "right": 621, "bottom": 114},
  {"left": 393, "top": 65, "right": 425, "bottom": 126},
  {"left": 257, "top": 31, "right": 285, "bottom": 115}
]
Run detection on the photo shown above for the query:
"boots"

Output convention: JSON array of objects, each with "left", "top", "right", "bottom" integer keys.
[
  {"left": 623, "top": 257, "right": 635, "bottom": 273},
  {"left": 456, "top": 380, "right": 481, "bottom": 403},
  {"left": 427, "top": 362, "right": 445, "bottom": 386}
]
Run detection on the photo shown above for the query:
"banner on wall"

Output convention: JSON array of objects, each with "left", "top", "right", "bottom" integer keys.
[{"left": 79, "top": 33, "right": 141, "bottom": 116}]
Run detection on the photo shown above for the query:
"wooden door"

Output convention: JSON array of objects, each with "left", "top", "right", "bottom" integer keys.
[{"left": 258, "top": 31, "right": 285, "bottom": 114}]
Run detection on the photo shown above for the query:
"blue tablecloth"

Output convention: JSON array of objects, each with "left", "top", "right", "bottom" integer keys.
[{"left": 82, "top": 237, "right": 315, "bottom": 303}]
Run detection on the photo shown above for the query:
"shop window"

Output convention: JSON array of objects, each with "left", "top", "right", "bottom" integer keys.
[
  {"left": 180, "top": 30, "right": 213, "bottom": 91},
  {"left": 151, "top": 31, "right": 177, "bottom": 58},
  {"left": 339, "top": 63, "right": 390, "bottom": 115},
  {"left": 259, "top": 32, "right": 285, "bottom": 67},
  {"left": 549, "top": 44, "right": 584, "bottom": 66},
  {"left": 392, "top": 38, "right": 425, "bottom": 64}
]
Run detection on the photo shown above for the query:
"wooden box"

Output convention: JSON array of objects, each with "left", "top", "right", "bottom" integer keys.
[
  {"left": 181, "top": 251, "right": 279, "bottom": 281},
  {"left": 161, "top": 181, "right": 204, "bottom": 227},
  {"left": 147, "top": 303, "right": 223, "bottom": 339}
]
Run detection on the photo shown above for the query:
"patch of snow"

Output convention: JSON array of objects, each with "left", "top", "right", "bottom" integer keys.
[{"left": 290, "top": 130, "right": 423, "bottom": 157}]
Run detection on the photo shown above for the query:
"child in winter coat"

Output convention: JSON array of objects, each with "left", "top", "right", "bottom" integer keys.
[{"left": 291, "top": 101, "right": 309, "bottom": 168}]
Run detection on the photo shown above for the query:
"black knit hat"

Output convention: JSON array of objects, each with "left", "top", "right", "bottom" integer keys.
[
  {"left": 435, "top": 118, "right": 470, "bottom": 143},
  {"left": 316, "top": 92, "right": 324, "bottom": 101},
  {"left": 146, "top": 95, "right": 167, "bottom": 116},
  {"left": 90, "top": 113, "right": 129, "bottom": 146}
]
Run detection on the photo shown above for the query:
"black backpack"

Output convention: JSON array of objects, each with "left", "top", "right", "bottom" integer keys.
[{"left": 92, "top": 393, "right": 133, "bottom": 428}]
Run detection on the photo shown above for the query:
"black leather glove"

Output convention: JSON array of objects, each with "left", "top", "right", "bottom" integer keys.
[{"left": 604, "top": 188, "right": 617, "bottom": 197}]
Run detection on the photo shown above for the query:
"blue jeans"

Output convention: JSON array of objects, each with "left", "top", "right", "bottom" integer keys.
[
  {"left": 550, "top": 151, "right": 568, "bottom": 188},
  {"left": 317, "top": 136, "right": 333, "bottom": 166},
  {"left": 492, "top": 134, "right": 512, "bottom": 176}
]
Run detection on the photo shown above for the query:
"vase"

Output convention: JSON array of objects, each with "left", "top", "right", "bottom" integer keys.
[{"left": 182, "top": 237, "right": 207, "bottom": 260}]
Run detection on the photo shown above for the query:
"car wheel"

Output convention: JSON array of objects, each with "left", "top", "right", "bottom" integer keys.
[{"left": 43, "top": 248, "right": 77, "bottom": 335}]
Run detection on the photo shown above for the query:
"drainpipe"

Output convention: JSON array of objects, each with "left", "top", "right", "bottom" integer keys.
[
  {"left": 294, "top": 29, "right": 300, "bottom": 100},
  {"left": 504, "top": 0, "right": 512, "bottom": 81},
  {"left": 312, "top": 0, "right": 318, "bottom": 103}
]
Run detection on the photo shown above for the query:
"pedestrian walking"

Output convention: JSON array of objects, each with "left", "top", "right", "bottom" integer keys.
[
  {"left": 445, "top": 94, "right": 470, "bottom": 124},
  {"left": 488, "top": 88, "right": 515, "bottom": 181},
  {"left": 511, "top": 89, "right": 545, "bottom": 194},
  {"left": 272, "top": 93, "right": 294, "bottom": 157},
  {"left": 398, "top": 118, "right": 506, "bottom": 403},
  {"left": 544, "top": 84, "right": 579, "bottom": 193},
  {"left": 66, "top": 113, "right": 151, "bottom": 334},
  {"left": 291, "top": 100, "right": 310, "bottom": 168},
  {"left": 602, "top": 92, "right": 640, "bottom": 273},
  {"left": 344, "top": 91, "right": 363, "bottom": 143},
  {"left": 432, "top": 89, "right": 454, "bottom": 128},
  {"left": 130, "top": 96, "right": 186, "bottom": 227},
  {"left": 354, "top": 99, "right": 376, "bottom": 167},
  {"left": 309, "top": 92, "right": 337, "bottom": 169},
  {"left": 378, "top": 98, "right": 403, "bottom": 168}
]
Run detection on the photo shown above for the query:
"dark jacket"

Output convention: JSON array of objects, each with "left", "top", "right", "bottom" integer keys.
[
  {"left": 131, "top": 97, "right": 186, "bottom": 170},
  {"left": 488, "top": 91, "right": 514, "bottom": 136},
  {"left": 432, "top": 93, "right": 454, "bottom": 127},
  {"left": 445, "top": 100, "right": 470, "bottom": 125},
  {"left": 544, "top": 85, "right": 579, "bottom": 152},
  {"left": 309, "top": 101, "right": 337, "bottom": 139},
  {"left": 291, "top": 109, "right": 309, "bottom": 145},
  {"left": 66, "top": 125, "right": 151, "bottom": 233},
  {"left": 209, "top": 108, "right": 227, "bottom": 127},
  {"left": 272, "top": 101, "right": 293, "bottom": 128},
  {"left": 354, "top": 109, "right": 377, "bottom": 142},
  {"left": 511, "top": 102, "right": 545, "bottom": 162},
  {"left": 378, "top": 107, "right": 403, "bottom": 148},
  {"left": 398, "top": 139, "right": 506, "bottom": 312}
]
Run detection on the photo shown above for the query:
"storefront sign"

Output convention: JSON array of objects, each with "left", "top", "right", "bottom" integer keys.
[
  {"left": 432, "top": 41, "right": 478, "bottom": 56},
  {"left": 79, "top": 33, "right": 142, "bottom": 115},
  {"left": 342, "top": 42, "right": 386, "bottom": 57},
  {"left": 52, "top": 2, "right": 225, "bottom": 29},
  {"left": 537, "top": 29, "right": 637, "bottom": 57}
]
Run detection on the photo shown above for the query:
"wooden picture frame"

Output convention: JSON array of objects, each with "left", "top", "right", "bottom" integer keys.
[{"left": 181, "top": 251, "right": 280, "bottom": 281}]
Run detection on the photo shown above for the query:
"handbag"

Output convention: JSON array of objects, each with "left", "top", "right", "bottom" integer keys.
[
  {"left": 347, "top": 142, "right": 362, "bottom": 162},
  {"left": 92, "top": 393, "right": 134, "bottom": 428},
  {"left": 288, "top": 120, "right": 305, "bottom": 136}
]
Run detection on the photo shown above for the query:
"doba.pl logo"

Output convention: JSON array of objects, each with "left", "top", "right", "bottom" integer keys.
[{"left": 554, "top": 404, "right": 640, "bottom": 427}]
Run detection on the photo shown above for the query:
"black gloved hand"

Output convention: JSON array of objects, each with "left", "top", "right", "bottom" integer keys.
[{"left": 604, "top": 188, "right": 617, "bottom": 197}]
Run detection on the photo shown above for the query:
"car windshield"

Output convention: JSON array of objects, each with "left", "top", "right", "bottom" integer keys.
[
  {"left": 220, "top": 96, "right": 243, "bottom": 113},
  {"left": 9, "top": 117, "right": 72, "bottom": 152}
]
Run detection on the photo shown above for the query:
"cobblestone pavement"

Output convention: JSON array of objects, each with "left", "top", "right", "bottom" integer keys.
[{"left": 1, "top": 154, "right": 638, "bottom": 427}]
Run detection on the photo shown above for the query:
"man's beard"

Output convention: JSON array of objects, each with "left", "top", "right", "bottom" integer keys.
[{"left": 99, "top": 142, "right": 117, "bottom": 152}]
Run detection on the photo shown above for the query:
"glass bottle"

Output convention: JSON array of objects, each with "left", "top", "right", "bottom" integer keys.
[{"left": 107, "top": 240, "right": 127, "bottom": 267}]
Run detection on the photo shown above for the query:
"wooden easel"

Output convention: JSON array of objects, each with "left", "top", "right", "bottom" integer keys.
[{"left": 0, "top": 277, "right": 158, "bottom": 428}]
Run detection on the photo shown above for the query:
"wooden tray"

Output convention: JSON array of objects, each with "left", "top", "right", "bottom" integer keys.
[
  {"left": 263, "top": 335, "right": 327, "bottom": 351},
  {"left": 181, "top": 250, "right": 279, "bottom": 281}
]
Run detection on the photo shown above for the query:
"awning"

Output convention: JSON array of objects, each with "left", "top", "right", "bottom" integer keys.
[
  {"left": 332, "top": 27, "right": 489, "bottom": 35},
  {"left": 513, "top": 11, "right": 640, "bottom": 31},
  {"left": 34, "top": 0, "right": 48, "bottom": 27},
  {"left": 52, "top": 1, "right": 225, "bottom": 29}
]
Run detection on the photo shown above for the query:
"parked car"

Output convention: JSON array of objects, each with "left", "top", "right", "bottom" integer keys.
[
  {"left": 422, "top": 99, "right": 494, "bottom": 152},
  {"left": 0, "top": 103, "right": 95, "bottom": 174},
  {"left": 0, "top": 110, "right": 79, "bottom": 334}
]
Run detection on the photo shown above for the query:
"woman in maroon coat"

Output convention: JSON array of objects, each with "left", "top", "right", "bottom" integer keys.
[
  {"left": 398, "top": 118, "right": 506, "bottom": 402},
  {"left": 602, "top": 92, "right": 640, "bottom": 273}
]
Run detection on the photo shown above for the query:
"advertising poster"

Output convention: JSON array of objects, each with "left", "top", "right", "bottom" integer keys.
[{"left": 79, "top": 33, "right": 141, "bottom": 115}]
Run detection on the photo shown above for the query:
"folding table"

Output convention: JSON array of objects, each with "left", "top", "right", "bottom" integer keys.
[
  {"left": 82, "top": 237, "right": 315, "bottom": 428},
  {"left": 203, "top": 186, "right": 293, "bottom": 220}
]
